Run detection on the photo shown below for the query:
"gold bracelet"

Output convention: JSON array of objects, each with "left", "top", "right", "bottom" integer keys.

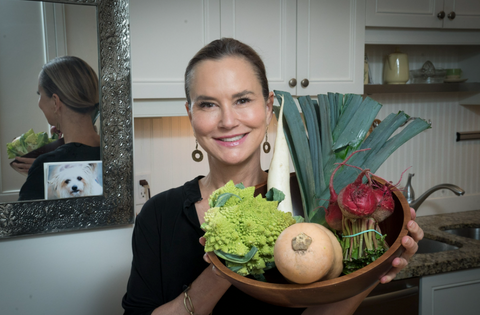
[{"left": 183, "top": 284, "right": 195, "bottom": 315}]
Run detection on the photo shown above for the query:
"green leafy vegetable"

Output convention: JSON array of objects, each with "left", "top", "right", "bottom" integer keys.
[{"left": 6, "top": 128, "right": 59, "bottom": 159}]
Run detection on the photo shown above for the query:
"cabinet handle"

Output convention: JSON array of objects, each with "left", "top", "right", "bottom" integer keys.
[
  {"left": 289, "top": 78, "right": 297, "bottom": 87},
  {"left": 448, "top": 11, "right": 456, "bottom": 20},
  {"left": 437, "top": 11, "right": 445, "bottom": 19},
  {"left": 301, "top": 79, "right": 309, "bottom": 88}
]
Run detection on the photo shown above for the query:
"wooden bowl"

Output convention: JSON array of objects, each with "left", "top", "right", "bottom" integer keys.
[{"left": 207, "top": 173, "right": 411, "bottom": 307}]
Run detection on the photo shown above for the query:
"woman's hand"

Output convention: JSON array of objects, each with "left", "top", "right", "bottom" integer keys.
[
  {"left": 380, "top": 207, "right": 424, "bottom": 284},
  {"left": 10, "top": 157, "right": 36, "bottom": 176}
]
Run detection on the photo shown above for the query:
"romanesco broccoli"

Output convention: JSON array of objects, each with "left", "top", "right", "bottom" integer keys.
[{"left": 201, "top": 180, "right": 296, "bottom": 278}]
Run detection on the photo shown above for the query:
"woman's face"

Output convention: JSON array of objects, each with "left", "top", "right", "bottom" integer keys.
[{"left": 186, "top": 56, "right": 273, "bottom": 167}]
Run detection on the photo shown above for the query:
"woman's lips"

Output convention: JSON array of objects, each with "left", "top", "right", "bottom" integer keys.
[{"left": 215, "top": 133, "right": 248, "bottom": 147}]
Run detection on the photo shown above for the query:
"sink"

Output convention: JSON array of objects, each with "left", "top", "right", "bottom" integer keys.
[
  {"left": 443, "top": 227, "right": 480, "bottom": 240},
  {"left": 417, "top": 238, "right": 460, "bottom": 254}
]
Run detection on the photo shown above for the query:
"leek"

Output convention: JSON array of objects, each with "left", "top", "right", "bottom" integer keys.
[{"left": 273, "top": 90, "right": 431, "bottom": 225}]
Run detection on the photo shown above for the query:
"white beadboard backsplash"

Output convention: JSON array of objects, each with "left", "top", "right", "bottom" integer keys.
[{"left": 134, "top": 93, "right": 480, "bottom": 216}]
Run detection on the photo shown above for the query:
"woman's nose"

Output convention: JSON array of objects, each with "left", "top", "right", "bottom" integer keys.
[{"left": 219, "top": 106, "right": 239, "bottom": 129}]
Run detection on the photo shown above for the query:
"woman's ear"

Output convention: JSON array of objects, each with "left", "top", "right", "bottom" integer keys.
[
  {"left": 185, "top": 102, "right": 192, "bottom": 122},
  {"left": 52, "top": 94, "right": 62, "bottom": 112},
  {"left": 266, "top": 91, "right": 274, "bottom": 125}
]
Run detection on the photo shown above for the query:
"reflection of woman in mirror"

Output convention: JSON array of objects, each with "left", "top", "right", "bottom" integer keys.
[
  {"left": 122, "top": 38, "right": 424, "bottom": 315},
  {"left": 16, "top": 56, "right": 100, "bottom": 201}
]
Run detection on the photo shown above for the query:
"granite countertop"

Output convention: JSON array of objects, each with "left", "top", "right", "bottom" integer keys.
[{"left": 396, "top": 209, "right": 480, "bottom": 280}]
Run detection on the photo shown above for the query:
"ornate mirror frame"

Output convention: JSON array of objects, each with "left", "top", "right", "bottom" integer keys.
[{"left": 0, "top": 0, "right": 134, "bottom": 238}]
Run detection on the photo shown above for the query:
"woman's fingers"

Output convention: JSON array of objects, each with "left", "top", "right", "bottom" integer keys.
[
  {"left": 407, "top": 220, "right": 424, "bottom": 243},
  {"left": 381, "top": 233, "right": 419, "bottom": 284},
  {"left": 380, "top": 256, "right": 408, "bottom": 284},
  {"left": 199, "top": 236, "right": 206, "bottom": 246},
  {"left": 203, "top": 253, "right": 212, "bottom": 264}
]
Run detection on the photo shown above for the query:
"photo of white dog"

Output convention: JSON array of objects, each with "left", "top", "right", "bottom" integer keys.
[{"left": 45, "top": 162, "right": 103, "bottom": 199}]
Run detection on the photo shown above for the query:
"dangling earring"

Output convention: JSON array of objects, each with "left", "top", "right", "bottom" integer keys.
[
  {"left": 192, "top": 139, "right": 203, "bottom": 162},
  {"left": 263, "top": 128, "right": 271, "bottom": 153}
]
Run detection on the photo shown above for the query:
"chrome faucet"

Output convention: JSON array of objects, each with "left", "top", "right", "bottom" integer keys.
[{"left": 402, "top": 173, "right": 465, "bottom": 211}]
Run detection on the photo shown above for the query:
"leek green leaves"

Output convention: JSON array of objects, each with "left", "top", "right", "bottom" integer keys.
[{"left": 273, "top": 91, "right": 431, "bottom": 225}]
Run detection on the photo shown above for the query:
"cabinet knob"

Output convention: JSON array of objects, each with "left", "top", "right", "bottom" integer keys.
[
  {"left": 437, "top": 11, "right": 445, "bottom": 19},
  {"left": 448, "top": 11, "right": 456, "bottom": 20},
  {"left": 289, "top": 78, "right": 297, "bottom": 87},
  {"left": 301, "top": 79, "right": 309, "bottom": 88}
]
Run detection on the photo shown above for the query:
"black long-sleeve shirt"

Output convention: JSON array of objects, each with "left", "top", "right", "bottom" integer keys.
[{"left": 122, "top": 176, "right": 304, "bottom": 315}]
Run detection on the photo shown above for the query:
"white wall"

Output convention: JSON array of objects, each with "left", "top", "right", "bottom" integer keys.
[{"left": 0, "top": 226, "right": 134, "bottom": 315}]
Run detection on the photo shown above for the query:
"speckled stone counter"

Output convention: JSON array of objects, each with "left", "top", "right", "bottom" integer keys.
[{"left": 396, "top": 210, "right": 480, "bottom": 280}]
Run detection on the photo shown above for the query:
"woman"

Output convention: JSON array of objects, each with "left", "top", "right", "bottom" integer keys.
[
  {"left": 16, "top": 56, "right": 100, "bottom": 201},
  {"left": 122, "top": 38, "right": 423, "bottom": 315}
]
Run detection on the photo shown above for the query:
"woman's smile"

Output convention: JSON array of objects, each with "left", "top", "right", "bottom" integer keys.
[{"left": 214, "top": 133, "right": 248, "bottom": 147}]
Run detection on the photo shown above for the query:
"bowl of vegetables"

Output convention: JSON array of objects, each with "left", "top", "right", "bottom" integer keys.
[
  {"left": 204, "top": 90, "right": 429, "bottom": 307},
  {"left": 207, "top": 172, "right": 411, "bottom": 307}
]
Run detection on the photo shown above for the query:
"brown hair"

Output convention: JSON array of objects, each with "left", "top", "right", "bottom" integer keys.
[
  {"left": 39, "top": 56, "right": 99, "bottom": 114},
  {"left": 184, "top": 38, "right": 269, "bottom": 107}
]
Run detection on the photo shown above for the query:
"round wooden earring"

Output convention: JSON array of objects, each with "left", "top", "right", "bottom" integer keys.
[
  {"left": 263, "top": 132, "right": 271, "bottom": 153},
  {"left": 192, "top": 141, "right": 203, "bottom": 162}
]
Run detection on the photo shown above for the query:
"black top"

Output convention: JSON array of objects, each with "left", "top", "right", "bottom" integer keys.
[
  {"left": 18, "top": 142, "right": 100, "bottom": 201},
  {"left": 122, "top": 176, "right": 305, "bottom": 315}
]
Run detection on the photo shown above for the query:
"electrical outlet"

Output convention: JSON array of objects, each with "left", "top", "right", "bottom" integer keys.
[{"left": 135, "top": 174, "right": 151, "bottom": 206}]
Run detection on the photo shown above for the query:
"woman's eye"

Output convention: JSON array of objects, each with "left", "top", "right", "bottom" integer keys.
[
  {"left": 198, "top": 102, "right": 216, "bottom": 108},
  {"left": 237, "top": 98, "right": 251, "bottom": 105}
]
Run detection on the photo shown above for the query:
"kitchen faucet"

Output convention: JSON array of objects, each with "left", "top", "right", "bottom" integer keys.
[{"left": 402, "top": 173, "right": 465, "bottom": 211}]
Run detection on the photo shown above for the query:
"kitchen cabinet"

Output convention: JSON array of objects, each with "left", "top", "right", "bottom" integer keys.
[
  {"left": 130, "top": 0, "right": 365, "bottom": 108},
  {"left": 420, "top": 268, "right": 480, "bottom": 315},
  {"left": 366, "top": 0, "right": 480, "bottom": 29}
]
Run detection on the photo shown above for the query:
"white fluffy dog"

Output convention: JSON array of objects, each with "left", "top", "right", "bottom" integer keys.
[{"left": 48, "top": 163, "right": 103, "bottom": 199}]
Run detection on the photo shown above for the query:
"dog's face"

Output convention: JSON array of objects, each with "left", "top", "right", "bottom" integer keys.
[{"left": 49, "top": 164, "right": 96, "bottom": 198}]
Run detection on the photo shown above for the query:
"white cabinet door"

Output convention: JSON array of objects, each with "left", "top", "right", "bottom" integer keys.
[
  {"left": 366, "top": 0, "right": 444, "bottom": 28},
  {"left": 443, "top": 0, "right": 480, "bottom": 29},
  {"left": 366, "top": 0, "right": 480, "bottom": 29},
  {"left": 420, "top": 268, "right": 480, "bottom": 315},
  {"left": 224, "top": 0, "right": 365, "bottom": 96},
  {"left": 219, "top": 0, "right": 297, "bottom": 94},
  {"left": 130, "top": 0, "right": 221, "bottom": 99},
  {"left": 297, "top": 0, "right": 365, "bottom": 95}
]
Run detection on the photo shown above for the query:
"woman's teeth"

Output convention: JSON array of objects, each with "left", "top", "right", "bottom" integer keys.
[{"left": 221, "top": 134, "right": 244, "bottom": 142}]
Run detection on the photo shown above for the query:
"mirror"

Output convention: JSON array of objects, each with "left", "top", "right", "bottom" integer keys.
[
  {"left": 0, "top": 0, "right": 99, "bottom": 202},
  {"left": 0, "top": 0, "right": 134, "bottom": 238}
]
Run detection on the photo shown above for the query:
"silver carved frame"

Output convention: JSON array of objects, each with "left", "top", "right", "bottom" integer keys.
[{"left": 0, "top": 0, "right": 134, "bottom": 238}]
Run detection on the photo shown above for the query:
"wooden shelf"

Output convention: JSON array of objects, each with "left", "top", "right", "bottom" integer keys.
[{"left": 364, "top": 82, "right": 480, "bottom": 95}]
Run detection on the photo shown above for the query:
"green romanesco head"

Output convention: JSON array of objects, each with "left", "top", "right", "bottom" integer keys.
[{"left": 202, "top": 180, "right": 296, "bottom": 278}]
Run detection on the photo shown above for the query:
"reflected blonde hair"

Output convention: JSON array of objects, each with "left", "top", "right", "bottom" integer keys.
[{"left": 39, "top": 56, "right": 99, "bottom": 114}]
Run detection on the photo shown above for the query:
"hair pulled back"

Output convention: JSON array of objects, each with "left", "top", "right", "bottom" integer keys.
[
  {"left": 39, "top": 56, "right": 99, "bottom": 114},
  {"left": 184, "top": 38, "right": 269, "bottom": 107}
]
